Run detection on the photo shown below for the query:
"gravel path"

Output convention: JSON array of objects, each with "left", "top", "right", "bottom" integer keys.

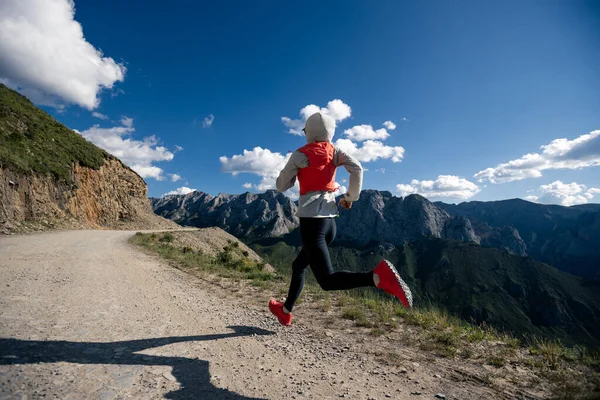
[{"left": 0, "top": 230, "right": 507, "bottom": 399}]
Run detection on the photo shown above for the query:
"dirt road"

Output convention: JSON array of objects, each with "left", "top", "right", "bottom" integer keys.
[{"left": 0, "top": 231, "right": 506, "bottom": 399}]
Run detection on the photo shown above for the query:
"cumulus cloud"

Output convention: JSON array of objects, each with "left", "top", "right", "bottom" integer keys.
[
  {"left": 383, "top": 121, "right": 396, "bottom": 131},
  {"left": 220, "top": 147, "right": 293, "bottom": 193},
  {"left": 174, "top": 145, "right": 184, "bottom": 152},
  {"left": 169, "top": 174, "right": 182, "bottom": 182},
  {"left": 163, "top": 186, "right": 196, "bottom": 197},
  {"left": 524, "top": 180, "right": 600, "bottom": 206},
  {"left": 202, "top": 114, "right": 214, "bottom": 128},
  {"left": 282, "top": 99, "right": 352, "bottom": 135},
  {"left": 92, "top": 111, "right": 108, "bottom": 120},
  {"left": 0, "top": 0, "right": 126, "bottom": 109},
  {"left": 77, "top": 118, "right": 174, "bottom": 180},
  {"left": 397, "top": 175, "right": 480, "bottom": 200},
  {"left": 334, "top": 139, "right": 405, "bottom": 163},
  {"left": 475, "top": 130, "right": 600, "bottom": 183},
  {"left": 344, "top": 125, "right": 390, "bottom": 142}
]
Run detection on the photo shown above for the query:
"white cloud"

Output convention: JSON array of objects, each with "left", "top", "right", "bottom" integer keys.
[
  {"left": 174, "top": 145, "right": 184, "bottom": 152},
  {"left": 163, "top": 186, "right": 196, "bottom": 197},
  {"left": 524, "top": 195, "right": 539, "bottom": 202},
  {"left": 220, "top": 147, "right": 293, "bottom": 194},
  {"left": 92, "top": 111, "right": 108, "bottom": 120},
  {"left": 242, "top": 183, "right": 253, "bottom": 189},
  {"left": 383, "top": 121, "right": 396, "bottom": 131},
  {"left": 120, "top": 116, "right": 133, "bottom": 128},
  {"left": 131, "top": 165, "right": 164, "bottom": 180},
  {"left": 375, "top": 168, "right": 386, "bottom": 174},
  {"left": 396, "top": 175, "right": 480, "bottom": 200},
  {"left": 334, "top": 139, "right": 405, "bottom": 163},
  {"left": 220, "top": 147, "right": 289, "bottom": 177},
  {"left": 0, "top": 0, "right": 126, "bottom": 109},
  {"left": 401, "top": 117, "right": 409, "bottom": 122},
  {"left": 169, "top": 174, "right": 182, "bottom": 182},
  {"left": 344, "top": 125, "right": 390, "bottom": 142},
  {"left": 475, "top": 130, "right": 600, "bottom": 183},
  {"left": 282, "top": 99, "right": 352, "bottom": 135},
  {"left": 77, "top": 119, "right": 174, "bottom": 180},
  {"left": 525, "top": 180, "right": 600, "bottom": 206},
  {"left": 202, "top": 114, "right": 214, "bottom": 128}
]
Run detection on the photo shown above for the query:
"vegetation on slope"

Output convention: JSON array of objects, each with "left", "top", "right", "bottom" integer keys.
[
  {"left": 251, "top": 234, "right": 600, "bottom": 347},
  {"left": 0, "top": 84, "right": 107, "bottom": 182},
  {"left": 131, "top": 232, "right": 275, "bottom": 284}
]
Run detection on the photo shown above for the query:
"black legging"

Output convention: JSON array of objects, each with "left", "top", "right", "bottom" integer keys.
[{"left": 284, "top": 217, "right": 375, "bottom": 311}]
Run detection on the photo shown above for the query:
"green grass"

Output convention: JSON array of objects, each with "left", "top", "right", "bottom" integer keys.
[
  {"left": 130, "top": 233, "right": 276, "bottom": 284},
  {"left": 0, "top": 84, "right": 108, "bottom": 182}
]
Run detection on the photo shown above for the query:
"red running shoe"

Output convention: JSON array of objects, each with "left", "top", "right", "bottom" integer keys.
[
  {"left": 374, "top": 260, "right": 413, "bottom": 308},
  {"left": 269, "top": 299, "right": 292, "bottom": 326}
]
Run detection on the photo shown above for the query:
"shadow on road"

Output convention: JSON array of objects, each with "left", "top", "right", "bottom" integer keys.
[{"left": 0, "top": 325, "right": 274, "bottom": 399}]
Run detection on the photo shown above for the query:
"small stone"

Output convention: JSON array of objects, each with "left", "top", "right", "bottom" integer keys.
[
  {"left": 410, "top": 392, "right": 422, "bottom": 396},
  {"left": 435, "top": 395, "right": 446, "bottom": 399},
  {"left": 433, "top": 374, "right": 441, "bottom": 378}
]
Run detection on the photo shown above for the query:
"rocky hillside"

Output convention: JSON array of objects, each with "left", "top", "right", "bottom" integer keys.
[
  {"left": 0, "top": 84, "right": 176, "bottom": 233},
  {"left": 151, "top": 190, "right": 298, "bottom": 239},
  {"left": 437, "top": 199, "right": 600, "bottom": 278}
]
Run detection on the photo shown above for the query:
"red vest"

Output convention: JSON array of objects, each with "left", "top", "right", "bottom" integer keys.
[{"left": 297, "top": 141, "right": 339, "bottom": 195}]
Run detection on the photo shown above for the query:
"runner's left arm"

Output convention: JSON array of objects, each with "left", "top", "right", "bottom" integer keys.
[{"left": 334, "top": 149, "right": 363, "bottom": 202}]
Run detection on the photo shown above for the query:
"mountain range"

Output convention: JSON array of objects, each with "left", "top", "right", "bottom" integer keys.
[{"left": 152, "top": 189, "right": 600, "bottom": 280}]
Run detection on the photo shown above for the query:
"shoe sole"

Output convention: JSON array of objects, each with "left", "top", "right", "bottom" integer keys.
[{"left": 380, "top": 260, "right": 413, "bottom": 308}]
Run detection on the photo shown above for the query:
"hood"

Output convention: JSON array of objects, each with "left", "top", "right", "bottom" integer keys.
[{"left": 304, "top": 112, "right": 335, "bottom": 143}]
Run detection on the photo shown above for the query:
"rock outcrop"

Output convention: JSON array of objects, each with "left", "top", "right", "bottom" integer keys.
[{"left": 334, "top": 190, "right": 479, "bottom": 247}]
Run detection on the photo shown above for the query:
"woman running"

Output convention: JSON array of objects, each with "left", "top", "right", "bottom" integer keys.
[{"left": 269, "top": 111, "right": 412, "bottom": 326}]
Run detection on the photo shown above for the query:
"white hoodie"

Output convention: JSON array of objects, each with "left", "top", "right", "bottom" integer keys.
[{"left": 276, "top": 112, "right": 363, "bottom": 218}]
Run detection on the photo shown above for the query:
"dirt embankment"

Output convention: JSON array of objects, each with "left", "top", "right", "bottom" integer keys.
[{"left": 0, "top": 160, "right": 177, "bottom": 234}]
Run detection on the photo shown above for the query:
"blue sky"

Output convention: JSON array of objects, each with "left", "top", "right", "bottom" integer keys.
[{"left": 1, "top": 0, "right": 599, "bottom": 205}]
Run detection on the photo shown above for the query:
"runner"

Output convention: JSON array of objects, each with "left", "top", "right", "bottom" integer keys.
[{"left": 269, "top": 112, "right": 412, "bottom": 326}]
